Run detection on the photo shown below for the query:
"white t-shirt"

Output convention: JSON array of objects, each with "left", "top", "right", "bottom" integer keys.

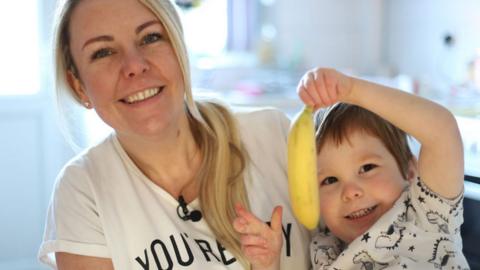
[
  {"left": 38, "top": 108, "right": 312, "bottom": 270},
  {"left": 310, "top": 177, "right": 469, "bottom": 269}
]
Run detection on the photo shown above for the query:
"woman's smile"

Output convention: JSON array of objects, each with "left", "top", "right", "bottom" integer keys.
[{"left": 120, "top": 86, "right": 164, "bottom": 104}]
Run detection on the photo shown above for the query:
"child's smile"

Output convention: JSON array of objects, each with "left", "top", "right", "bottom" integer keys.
[{"left": 345, "top": 204, "right": 378, "bottom": 220}]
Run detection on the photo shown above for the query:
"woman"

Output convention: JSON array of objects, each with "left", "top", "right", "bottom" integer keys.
[{"left": 38, "top": 0, "right": 311, "bottom": 269}]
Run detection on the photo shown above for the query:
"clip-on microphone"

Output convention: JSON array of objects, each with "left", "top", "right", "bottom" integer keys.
[{"left": 177, "top": 195, "right": 202, "bottom": 222}]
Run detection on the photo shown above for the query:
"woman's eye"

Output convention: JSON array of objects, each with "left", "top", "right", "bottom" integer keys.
[
  {"left": 359, "top": 164, "right": 377, "bottom": 174},
  {"left": 321, "top": 176, "right": 338, "bottom": 186},
  {"left": 141, "top": 33, "right": 163, "bottom": 45},
  {"left": 91, "top": 48, "right": 114, "bottom": 60}
]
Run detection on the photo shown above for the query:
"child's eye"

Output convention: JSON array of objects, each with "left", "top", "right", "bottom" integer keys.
[
  {"left": 91, "top": 48, "right": 114, "bottom": 60},
  {"left": 321, "top": 176, "right": 338, "bottom": 186},
  {"left": 141, "top": 33, "right": 163, "bottom": 45},
  {"left": 359, "top": 164, "right": 377, "bottom": 174}
]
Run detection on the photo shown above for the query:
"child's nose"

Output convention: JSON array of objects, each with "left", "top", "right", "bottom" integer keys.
[{"left": 341, "top": 182, "right": 364, "bottom": 201}]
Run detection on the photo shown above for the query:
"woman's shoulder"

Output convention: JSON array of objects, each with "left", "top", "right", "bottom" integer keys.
[
  {"left": 233, "top": 107, "right": 290, "bottom": 161},
  {"left": 55, "top": 135, "right": 118, "bottom": 187},
  {"left": 233, "top": 107, "right": 290, "bottom": 134},
  {"left": 233, "top": 106, "right": 288, "bottom": 119},
  {"left": 64, "top": 134, "right": 116, "bottom": 166}
]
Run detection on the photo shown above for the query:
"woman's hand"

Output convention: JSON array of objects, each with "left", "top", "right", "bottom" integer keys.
[
  {"left": 233, "top": 204, "right": 283, "bottom": 270},
  {"left": 296, "top": 68, "right": 354, "bottom": 110}
]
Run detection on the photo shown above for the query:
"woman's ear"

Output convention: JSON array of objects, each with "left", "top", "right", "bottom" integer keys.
[
  {"left": 66, "top": 70, "right": 91, "bottom": 108},
  {"left": 405, "top": 156, "right": 419, "bottom": 183}
]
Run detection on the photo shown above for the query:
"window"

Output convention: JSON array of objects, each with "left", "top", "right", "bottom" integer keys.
[
  {"left": 0, "top": 0, "right": 40, "bottom": 95},
  {"left": 180, "top": 0, "right": 228, "bottom": 56}
]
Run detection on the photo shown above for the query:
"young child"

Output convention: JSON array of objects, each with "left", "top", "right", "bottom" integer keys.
[{"left": 233, "top": 68, "right": 470, "bottom": 269}]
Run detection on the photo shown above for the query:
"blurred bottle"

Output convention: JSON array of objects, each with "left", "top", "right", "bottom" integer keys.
[
  {"left": 257, "top": 24, "right": 277, "bottom": 67},
  {"left": 470, "top": 48, "right": 480, "bottom": 93}
]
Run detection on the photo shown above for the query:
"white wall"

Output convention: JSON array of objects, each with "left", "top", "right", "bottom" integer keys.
[
  {"left": 263, "top": 0, "right": 480, "bottom": 84},
  {"left": 384, "top": 0, "right": 480, "bottom": 87},
  {"left": 265, "top": 0, "right": 384, "bottom": 74}
]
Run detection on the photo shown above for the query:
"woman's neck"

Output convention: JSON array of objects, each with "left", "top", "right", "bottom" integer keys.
[{"left": 116, "top": 117, "right": 202, "bottom": 199}]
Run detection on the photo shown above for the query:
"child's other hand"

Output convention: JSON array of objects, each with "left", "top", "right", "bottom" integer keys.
[
  {"left": 233, "top": 204, "right": 283, "bottom": 270},
  {"left": 297, "top": 68, "right": 353, "bottom": 110}
]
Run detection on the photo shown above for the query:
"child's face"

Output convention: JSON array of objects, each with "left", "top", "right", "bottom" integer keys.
[{"left": 317, "top": 130, "right": 412, "bottom": 244}]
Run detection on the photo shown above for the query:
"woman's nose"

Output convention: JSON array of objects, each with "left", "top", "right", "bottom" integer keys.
[
  {"left": 341, "top": 182, "right": 364, "bottom": 202},
  {"left": 122, "top": 49, "right": 149, "bottom": 78}
]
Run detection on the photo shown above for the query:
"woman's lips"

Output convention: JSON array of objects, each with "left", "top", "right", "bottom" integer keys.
[{"left": 121, "top": 86, "right": 164, "bottom": 104}]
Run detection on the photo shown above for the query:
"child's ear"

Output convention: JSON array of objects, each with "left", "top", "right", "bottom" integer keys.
[
  {"left": 66, "top": 70, "right": 90, "bottom": 106},
  {"left": 405, "top": 156, "right": 418, "bottom": 183}
]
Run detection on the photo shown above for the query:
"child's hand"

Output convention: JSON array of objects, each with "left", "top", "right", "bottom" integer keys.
[
  {"left": 233, "top": 204, "right": 283, "bottom": 270},
  {"left": 297, "top": 68, "right": 353, "bottom": 110}
]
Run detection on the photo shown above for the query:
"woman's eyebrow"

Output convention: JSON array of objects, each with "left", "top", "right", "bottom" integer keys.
[
  {"left": 136, "top": 20, "right": 161, "bottom": 34},
  {"left": 81, "top": 20, "right": 161, "bottom": 50},
  {"left": 82, "top": 35, "right": 113, "bottom": 50}
]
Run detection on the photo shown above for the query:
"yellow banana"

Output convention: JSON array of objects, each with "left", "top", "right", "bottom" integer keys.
[{"left": 287, "top": 106, "right": 319, "bottom": 230}]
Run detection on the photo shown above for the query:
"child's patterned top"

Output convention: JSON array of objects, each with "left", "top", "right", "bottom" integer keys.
[{"left": 310, "top": 177, "right": 470, "bottom": 270}]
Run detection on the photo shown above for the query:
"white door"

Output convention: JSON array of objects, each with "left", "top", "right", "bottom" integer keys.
[{"left": 0, "top": 1, "right": 74, "bottom": 269}]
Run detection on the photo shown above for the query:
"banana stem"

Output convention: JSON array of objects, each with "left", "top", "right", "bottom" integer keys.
[{"left": 304, "top": 105, "right": 314, "bottom": 114}]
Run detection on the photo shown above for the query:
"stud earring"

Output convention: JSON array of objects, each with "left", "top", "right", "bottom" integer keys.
[{"left": 84, "top": 101, "right": 91, "bottom": 108}]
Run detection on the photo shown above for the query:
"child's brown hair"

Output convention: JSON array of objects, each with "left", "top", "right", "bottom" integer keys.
[{"left": 314, "top": 103, "right": 414, "bottom": 179}]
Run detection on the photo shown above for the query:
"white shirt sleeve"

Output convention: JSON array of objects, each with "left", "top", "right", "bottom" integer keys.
[
  {"left": 409, "top": 177, "right": 464, "bottom": 235},
  {"left": 38, "top": 161, "right": 110, "bottom": 268}
]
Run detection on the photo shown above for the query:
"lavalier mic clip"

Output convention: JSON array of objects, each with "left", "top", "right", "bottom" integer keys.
[{"left": 177, "top": 195, "right": 202, "bottom": 222}]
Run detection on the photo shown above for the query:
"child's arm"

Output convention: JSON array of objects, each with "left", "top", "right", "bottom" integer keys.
[
  {"left": 298, "top": 68, "right": 464, "bottom": 199},
  {"left": 233, "top": 204, "right": 283, "bottom": 270}
]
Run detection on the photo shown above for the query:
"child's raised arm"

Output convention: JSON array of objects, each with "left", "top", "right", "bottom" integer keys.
[
  {"left": 233, "top": 204, "right": 283, "bottom": 270},
  {"left": 297, "top": 68, "right": 464, "bottom": 199}
]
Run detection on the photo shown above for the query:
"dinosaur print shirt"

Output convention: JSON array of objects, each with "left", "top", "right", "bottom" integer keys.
[{"left": 310, "top": 177, "right": 469, "bottom": 270}]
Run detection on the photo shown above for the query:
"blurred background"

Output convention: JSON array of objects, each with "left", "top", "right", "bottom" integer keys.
[{"left": 1, "top": 0, "right": 479, "bottom": 269}]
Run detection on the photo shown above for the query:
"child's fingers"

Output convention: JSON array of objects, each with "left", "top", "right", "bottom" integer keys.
[
  {"left": 304, "top": 71, "right": 322, "bottom": 105},
  {"left": 243, "top": 246, "right": 270, "bottom": 258},
  {"left": 233, "top": 216, "right": 248, "bottom": 233},
  {"left": 315, "top": 71, "right": 334, "bottom": 105},
  {"left": 235, "top": 204, "right": 263, "bottom": 225},
  {"left": 297, "top": 72, "right": 323, "bottom": 107},
  {"left": 240, "top": 234, "right": 267, "bottom": 247},
  {"left": 239, "top": 220, "right": 268, "bottom": 235},
  {"left": 326, "top": 69, "right": 349, "bottom": 101},
  {"left": 270, "top": 206, "right": 283, "bottom": 233},
  {"left": 297, "top": 75, "right": 317, "bottom": 107},
  {"left": 234, "top": 204, "right": 269, "bottom": 235},
  {"left": 298, "top": 87, "right": 316, "bottom": 107}
]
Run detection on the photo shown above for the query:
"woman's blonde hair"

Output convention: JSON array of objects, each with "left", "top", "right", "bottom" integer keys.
[{"left": 53, "top": 0, "right": 250, "bottom": 267}]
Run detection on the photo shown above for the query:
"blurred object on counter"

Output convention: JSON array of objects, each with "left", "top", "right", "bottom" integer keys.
[
  {"left": 257, "top": 27, "right": 276, "bottom": 66},
  {"left": 175, "top": 0, "right": 202, "bottom": 9},
  {"left": 469, "top": 48, "right": 480, "bottom": 93}
]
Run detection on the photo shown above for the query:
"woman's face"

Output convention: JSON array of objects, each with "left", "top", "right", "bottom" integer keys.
[{"left": 68, "top": 0, "right": 186, "bottom": 140}]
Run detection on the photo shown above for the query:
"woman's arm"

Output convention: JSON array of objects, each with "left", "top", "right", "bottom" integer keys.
[{"left": 56, "top": 252, "right": 114, "bottom": 270}]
